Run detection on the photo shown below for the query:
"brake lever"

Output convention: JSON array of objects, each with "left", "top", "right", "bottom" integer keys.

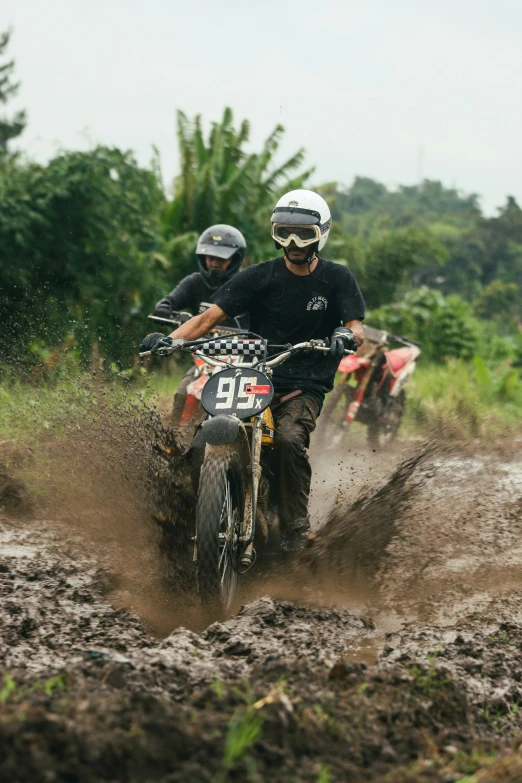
[
  {"left": 139, "top": 338, "right": 187, "bottom": 358},
  {"left": 139, "top": 347, "right": 174, "bottom": 357}
]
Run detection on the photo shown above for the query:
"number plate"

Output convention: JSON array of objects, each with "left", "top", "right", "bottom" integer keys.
[{"left": 201, "top": 367, "right": 274, "bottom": 419}]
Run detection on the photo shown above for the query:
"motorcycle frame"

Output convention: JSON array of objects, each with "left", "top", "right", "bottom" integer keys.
[{"left": 340, "top": 340, "right": 386, "bottom": 426}]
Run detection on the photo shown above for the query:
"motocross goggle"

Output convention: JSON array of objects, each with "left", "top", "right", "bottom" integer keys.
[{"left": 271, "top": 223, "right": 321, "bottom": 248}]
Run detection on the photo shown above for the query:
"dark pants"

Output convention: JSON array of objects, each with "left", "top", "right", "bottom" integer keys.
[{"left": 271, "top": 394, "right": 320, "bottom": 532}]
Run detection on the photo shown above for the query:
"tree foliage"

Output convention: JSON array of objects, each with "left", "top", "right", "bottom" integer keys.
[
  {"left": 370, "top": 287, "right": 479, "bottom": 362},
  {"left": 0, "top": 69, "right": 520, "bottom": 375},
  {"left": 330, "top": 177, "right": 481, "bottom": 234},
  {"left": 357, "top": 228, "right": 447, "bottom": 308},
  {"left": 474, "top": 280, "right": 519, "bottom": 321},
  {"left": 327, "top": 177, "right": 522, "bottom": 325},
  {"left": 0, "top": 147, "right": 166, "bottom": 366}
]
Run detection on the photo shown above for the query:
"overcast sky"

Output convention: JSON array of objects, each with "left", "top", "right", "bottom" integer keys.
[{"left": 4, "top": 0, "right": 522, "bottom": 214}]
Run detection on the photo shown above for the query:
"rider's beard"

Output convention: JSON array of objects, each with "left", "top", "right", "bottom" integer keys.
[{"left": 284, "top": 245, "right": 315, "bottom": 266}]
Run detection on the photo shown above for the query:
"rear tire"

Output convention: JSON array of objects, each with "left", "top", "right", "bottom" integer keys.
[
  {"left": 367, "top": 391, "right": 405, "bottom": 449},
  {"left": 196, "top": 447, "right": 245, "bottom": 615}
]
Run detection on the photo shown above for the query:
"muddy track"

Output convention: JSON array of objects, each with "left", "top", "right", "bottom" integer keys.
[{"left": 3, "top": 425, "right": 522, "bottom": 781}]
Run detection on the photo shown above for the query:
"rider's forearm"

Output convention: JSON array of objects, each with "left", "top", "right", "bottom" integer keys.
[
  {"left": 345, "top": 320, "right": 364, "bottom": 347},
  {"left": 169, "top": 304, "right": 229, "bottom": 340}
]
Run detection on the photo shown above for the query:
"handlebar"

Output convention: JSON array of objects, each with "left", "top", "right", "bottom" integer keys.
[
  {"left": 362, "top": 324, "right": 420, "bottom": 349},
  {"left": 148, "top": 313, "right": 245, "bottom": 335},
  {"left": 264, "top": 341, "right": 334, "bottom": 369},
  {"left": 148, "top": 314, "right": 192, "bottom": 327},
  {"left": 139, "top": 338, "right": 353, "bottom": 367},
  {"left": 388, "top": 334, "right": 422, "bottom": 348}
]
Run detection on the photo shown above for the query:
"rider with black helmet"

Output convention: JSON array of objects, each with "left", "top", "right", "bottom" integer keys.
[
  {"left": 153, "top": 224, "right": 247, "bottom": 322},
  {"left": 153, "top": 224, "right": 247, "bottom": 431}
]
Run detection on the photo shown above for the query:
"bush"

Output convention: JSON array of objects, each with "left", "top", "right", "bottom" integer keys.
[{"left": 370, "top": 287, "right": 479, "bottom": 362}]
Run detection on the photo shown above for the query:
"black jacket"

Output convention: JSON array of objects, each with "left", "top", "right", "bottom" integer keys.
[{"left": 154, "top": 273, "right": 248, "bottom": 330}]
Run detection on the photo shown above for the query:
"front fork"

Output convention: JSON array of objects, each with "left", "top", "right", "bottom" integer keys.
[
  {"left": 343, "top": 353, "right": 382, "bottom": 425},
  {"left": 239, "top": 418, "right": 263, "bottom": 569}
]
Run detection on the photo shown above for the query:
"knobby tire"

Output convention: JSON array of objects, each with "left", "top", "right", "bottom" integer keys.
[
  {"left": 367, "top": 390, "right": 406, "bottom": 449},
  {"left": 196, "top": 447, "right": 245, "bottom": 615}
]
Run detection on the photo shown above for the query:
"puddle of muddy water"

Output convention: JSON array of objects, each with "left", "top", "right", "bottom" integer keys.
[
  {"left": 0, "top": 543, "right": 37, "bottom": 558},
  {"left": 0, "top": 528, "right": 39, "bottom": 559},
  {"left": 343, "top": 636, "right": 383, "bottom": 665}
]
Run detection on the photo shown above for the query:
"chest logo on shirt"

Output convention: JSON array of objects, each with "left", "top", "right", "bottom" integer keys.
[{"left": 306, "top": 295, "right": 328, "bottom": 312}]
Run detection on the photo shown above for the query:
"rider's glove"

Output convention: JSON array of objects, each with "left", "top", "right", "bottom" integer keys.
[
  {"left": 329, "top": 327, "right": 357, "bottom": 360},
  {"left": 152, "top": 306, "right": 172, "bottom": 319},
  {"left": 139, "top": 333, "right": 173, "bottom": 354}
]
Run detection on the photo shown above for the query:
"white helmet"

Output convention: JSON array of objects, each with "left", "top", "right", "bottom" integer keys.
[{"left": 271, "top": 189, "right": 332, "bottom": 252}]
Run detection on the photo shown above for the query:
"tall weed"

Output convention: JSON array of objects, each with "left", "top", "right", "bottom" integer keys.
[{"left": 403, "top": 357, "right": 522, "bottom": 439}]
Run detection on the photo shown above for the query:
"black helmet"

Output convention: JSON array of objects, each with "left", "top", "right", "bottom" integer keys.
[{"left": 196, "top": 224, "right": 246, "bottom": 289}]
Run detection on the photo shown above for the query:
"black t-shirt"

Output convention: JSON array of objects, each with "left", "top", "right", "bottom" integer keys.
[
  {"left": 154, "top": 273, "right": 247, "bottom": 329},
  {"left": 211, "top": 257, "right": 365, "bottom": 403}
]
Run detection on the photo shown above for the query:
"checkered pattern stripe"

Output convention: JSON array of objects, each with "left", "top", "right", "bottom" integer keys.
[{"left": 199, "top": 339, "right": 265, "bottom": 357}]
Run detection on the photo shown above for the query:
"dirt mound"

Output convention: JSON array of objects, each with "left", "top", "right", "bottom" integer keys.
[{"left": 0, "top": 644, "right": 475, "bottom": 783}]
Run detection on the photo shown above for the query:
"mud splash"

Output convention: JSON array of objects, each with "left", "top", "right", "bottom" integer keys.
[
  {"left": 1, "top": 374, "right": 199, "bottom": 634},
  {"left": 299, "top": 444, "right": 440, "bottom": 602}
]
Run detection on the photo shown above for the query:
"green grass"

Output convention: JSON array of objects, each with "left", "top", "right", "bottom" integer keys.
[
  {"left": 0, "top": 361, "right": 187, "bottom": 444},
  {"left": 0, "top": 373, "right": 103, "bottom": 443},
  {"left": 317, "top": 766, "right": 332, "bottom": 783},
  {"left": 222, "top": 708, "right": 264, "bottom": 769},
  {"left": 0, "top": 673, "right": 17, "bottom": 703},
  {"left": 213, "top": 704, "right": 264, "bottom": 782},
  {"left": 0, "top": 671, "right": 69, "bottom": 703},
  {"left": 141, "top": 356, "right": 188, "bottom": 401},
  {"left": 401, "top": 357, "right": 522, "bottom": 440}
]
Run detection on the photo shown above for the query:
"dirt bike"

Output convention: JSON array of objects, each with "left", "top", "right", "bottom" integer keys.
[
  {"left": 315, "top": 325, "right": 421, "bottom": 450},
  {"left": 140, "top": 331, "right": 353, "bottom": 614}
]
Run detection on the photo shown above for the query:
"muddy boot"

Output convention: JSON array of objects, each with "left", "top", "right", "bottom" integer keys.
[{"left": 280, "top": 517, "right": 311, "bottom": 553}]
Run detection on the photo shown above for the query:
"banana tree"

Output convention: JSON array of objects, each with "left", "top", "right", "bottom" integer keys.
[{"left": 162, "top": 107, "right": 312, "bottom": 276}]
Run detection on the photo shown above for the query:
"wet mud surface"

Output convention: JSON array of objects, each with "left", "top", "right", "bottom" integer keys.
[{"left": 3, "top": 421, "right": 522, "bottom": 780}]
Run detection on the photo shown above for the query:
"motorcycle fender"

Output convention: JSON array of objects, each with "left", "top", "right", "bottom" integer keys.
[
  {"left": 389, "top": 361, "right": 416, "bottom": 397},
  {"left": 192, "top": 415, "right": 243, "bottom": 447}
]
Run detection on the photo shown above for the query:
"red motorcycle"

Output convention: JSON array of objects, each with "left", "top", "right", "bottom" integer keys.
[{"left": 315, "top": 325, "right": 421, "bottom": 449}]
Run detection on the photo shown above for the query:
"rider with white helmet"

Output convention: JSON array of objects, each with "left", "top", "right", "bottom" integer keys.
[
  {"left": 271, "top": 189, "right": 332, "bottom": 264},
  {"left": 141, "top": 190, "right": 365, "bottom": 551}
]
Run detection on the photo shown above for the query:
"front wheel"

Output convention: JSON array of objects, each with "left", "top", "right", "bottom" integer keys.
[
  {"left": 195, "top": 447, "right": 245, "bottom": 614},
  {"left": 367, "top": 390, "right": 405, "bottom": 449}
]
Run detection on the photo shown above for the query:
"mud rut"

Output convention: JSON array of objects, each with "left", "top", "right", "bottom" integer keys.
[{"left": 2, "top": 418, "right": 522, "bottom": 782}]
